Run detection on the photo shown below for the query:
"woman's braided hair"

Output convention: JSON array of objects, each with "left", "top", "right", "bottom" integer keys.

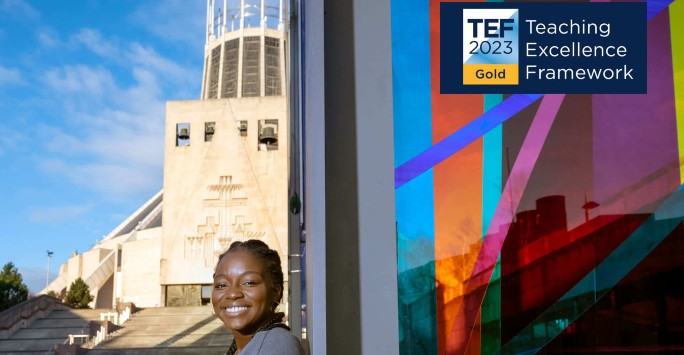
[{"left": 216, "top": 239, "right": 284, "bottom": 304}]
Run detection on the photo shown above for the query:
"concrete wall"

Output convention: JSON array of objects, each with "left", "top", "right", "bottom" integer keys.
[
  {"left": 120, "top": 229, "right": 162, "bottom": 307},
  {"left": 95, "top": 274, "right": 114, "bottom": 309},
  {"left": 66, "top": 254, "right": 82, "bottom": 285},
  {"left": 161, "top": 98, "right": 289, "bottom": 287}
]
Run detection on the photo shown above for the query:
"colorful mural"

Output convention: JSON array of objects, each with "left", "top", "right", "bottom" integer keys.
[{"left": 393, "top": 0, "right": 684, "bottom": 354}]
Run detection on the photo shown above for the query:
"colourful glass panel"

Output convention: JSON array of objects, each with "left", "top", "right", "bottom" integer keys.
[{"left": 392, "top": 0, "right": 684, "bottom": 354}]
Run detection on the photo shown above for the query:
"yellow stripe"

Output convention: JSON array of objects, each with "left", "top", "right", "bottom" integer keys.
[{"left": 672, "top": 1, "right": 684, "bottom": 184}]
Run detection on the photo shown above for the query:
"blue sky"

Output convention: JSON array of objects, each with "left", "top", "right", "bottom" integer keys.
[{"left": 0, "top": 0, "right": 206, "bottom": 293}]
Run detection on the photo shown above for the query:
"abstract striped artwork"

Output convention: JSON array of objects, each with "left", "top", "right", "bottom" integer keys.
[{"left": 392, "top": 0, "right": 684, "bottom": 353}]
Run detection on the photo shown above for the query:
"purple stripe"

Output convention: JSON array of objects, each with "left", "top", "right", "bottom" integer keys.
[
  {"left": 647, "top": 0, "right": 674, "bottom": 19},
  {"left": 394, "top": 93, "right": 543, "bottom": 189}
]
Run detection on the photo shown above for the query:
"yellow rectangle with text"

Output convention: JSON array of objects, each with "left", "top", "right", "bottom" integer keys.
[{"left": 463, "top": 64, "right": 519, "bottom": 85}]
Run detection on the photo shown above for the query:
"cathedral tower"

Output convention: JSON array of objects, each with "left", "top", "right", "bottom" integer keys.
[{"left": 160, "top": 0, "right": 289, "bottom": 306}]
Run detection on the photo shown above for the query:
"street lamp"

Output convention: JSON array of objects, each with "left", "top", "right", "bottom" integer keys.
[{"left": 45, "top": 250, "right": 53, "bottom": 290}]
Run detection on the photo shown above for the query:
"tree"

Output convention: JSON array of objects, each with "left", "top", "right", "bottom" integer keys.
[
  {"left": 0, "top": 262, "right": 29, "bottom": 311},
  {"left": 65, "top": 278, "right": 94, "bottom": 309}
]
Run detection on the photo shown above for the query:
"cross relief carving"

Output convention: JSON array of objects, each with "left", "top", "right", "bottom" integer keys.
[{"left": 184, "top": 176, "right": 265, "bottom": 265}]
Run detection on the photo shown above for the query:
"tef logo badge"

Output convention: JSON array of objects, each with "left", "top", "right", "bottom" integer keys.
[{"left": 463, "top": 9, "right": 519, "bottom": 85}]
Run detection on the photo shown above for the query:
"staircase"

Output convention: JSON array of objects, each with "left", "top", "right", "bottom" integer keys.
[
  {"left": 85, "top": 306, "right": 231, "bottom": 354},
  {"left": 0, "top": 308, "right": 102, "bottom": 355}
]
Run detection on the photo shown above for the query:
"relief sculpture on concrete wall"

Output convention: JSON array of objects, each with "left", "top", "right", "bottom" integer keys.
[
  {"left": 184, "top": 175, "right": 265, "bottom": 267},
  {"left": 166, "top": 284, "right": 201, "bottom": 307}
]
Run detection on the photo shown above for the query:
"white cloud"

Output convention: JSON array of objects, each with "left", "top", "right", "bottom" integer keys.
[
  {"left": 45, "top": 65, "right": 115, "bottom": 97},
  {"left": 0, "top": 0, "right": 39, "bottom": 19},
  {"left": 41, "top": 104, "right": 166, "bottom": 168},
  {"left": 0, "top": 123, "right": 26, "bottom": 156},
  {"left": 28, "top": 203, "right": 95, "bottom": 223},
  {"left": 37, "top": 61, "right": 168, "bottom": 200},
  {"left": 128, "top": 43, "right": 195, "bottom": 85},
  {"left": 130, "top": 0, "right": 205, "bottom": 46},
  {"left": 36, "top": 27, "right": 61, "bottom": 48},
  {"left": 39, "top": 158, "right": 162, "bottom": 199},
  {"left": 69, "top": 29, "right": 197, "bottom": 91},
  {"left": 37, "top": 124, "right": 83, "bottom": 155},
  {"left": 32, "top": 15, "right": 203, "bottom": 203},
  {"left": 72, "top": 28, "right": 121, "bottom": 58},
  {"left": 0, "top": 65, "right": 25, "bottom": 86}
]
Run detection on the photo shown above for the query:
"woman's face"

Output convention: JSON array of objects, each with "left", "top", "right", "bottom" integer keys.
[{"left": 212, "top": 250, "right": 280, "bottom": 335}]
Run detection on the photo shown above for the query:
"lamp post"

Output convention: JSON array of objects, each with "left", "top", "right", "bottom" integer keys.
[{"left": 45, "top": 250, "right": 53, "bottom": 290}]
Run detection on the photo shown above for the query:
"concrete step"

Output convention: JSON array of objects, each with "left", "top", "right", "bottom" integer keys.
[
  {"left": 0, "top": 338, "right": 67, "bottom": 352},
  {"left": 112, "top": 322, "right": 227, "bottom": 336},
  {"left": 30, "top": 318, "right": 90, "bottom": 328},
  {"left": 94, "top": 331, "right": 231, "bottom": 349},
  {"left": 47, "top": 309, "right": 105, "bottom": 320},
  {"left": 124, "top": 314, "right": 222, "bottom": 325},
  {"left": 86, "top": 346, "right": 227, "bottom": 355},
  {"left": 9, "top": 327, "right": 84, "bottom": 339},
  {"left": 0, "top": 308, "right": 110, "bottom": 353},
  {"left": 134, "top": 306, "right": 214, "bottom": 316},
  {"left": 89, "top": 306, "right": 232, "bottom": 351}
]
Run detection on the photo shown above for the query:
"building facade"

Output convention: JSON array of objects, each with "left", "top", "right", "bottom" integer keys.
[{"left": 43, "top": 0, "right": 290, "bottom": 311}]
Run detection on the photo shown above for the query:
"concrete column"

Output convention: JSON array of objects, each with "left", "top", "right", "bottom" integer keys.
[
  {"left": 279, "top": 0, "right": 284, "bottom": 30},
  {"left": 223, "top": 0, "right": 228, "bottom": 35},
  {"left": 303, "top": 0, "right": 325, "bottom": 352},
  {"left": 240, "top": 0, "right": 245, "bottom": 29},
  {"left": 217, "top": 42, "right": 225, "bottom": 98},
  {"left": 261, "top": 0, "right": 265, "bottom": 27},
  {"left": 288, "top": 0, "right": 303, "bottom": 341},
  {"left": 210, "top": 0, "right": 215, "bottom": 37},
  {"left": 237, "top": 0, "right": 245, "bottom": 98},
  {"left": 280, "top": 36, "right": 287, "bottom": 96},
  {"left": 321, "top": 0, "right": 399, "bottom": 353},
  {"left": 260, "top": 0, "right": 266, "bottom": 97},
  {"left": 200, "top": 53, "right": 207, "bottom": 99},
  {"left": 206, "top": 0, "right": 211, "bottom": 43}
]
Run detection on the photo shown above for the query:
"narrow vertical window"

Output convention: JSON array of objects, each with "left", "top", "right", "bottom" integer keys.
[
  {"left": 208, "top": 46, "right": 221, "bottom": 99},
  {"left": 258, "top": 119, "right": 278, "bottom": 151},
  {"left": 222, "top": 39, "right": 239, "bottom": 98},
  {"left": 265, "top": 37, "right": 281, "bottom": 96},
  {"left": 205, "top": 122, "right": 216, "bottom": 142},
  {"left": 238, "top": 120, "right": 248, "bottom": 137},
  {"left": 176, "top": 123, "right": 190, "bottom": 147},
  {"left": 241, "top": 36, "right": 261, "bottom": 97}
]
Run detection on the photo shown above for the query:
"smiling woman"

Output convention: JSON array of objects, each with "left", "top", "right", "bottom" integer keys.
[{"left": 212, "top": 240, "right": 305, "bottom": 355}]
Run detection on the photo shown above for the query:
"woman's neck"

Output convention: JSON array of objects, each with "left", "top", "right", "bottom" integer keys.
[{"left": 233, "top": 312, "right": 278, "bottom": 351}]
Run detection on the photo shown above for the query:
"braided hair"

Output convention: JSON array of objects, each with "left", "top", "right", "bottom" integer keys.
[{"left": 216, "top": 239, "right": 284, "bottom": 304}]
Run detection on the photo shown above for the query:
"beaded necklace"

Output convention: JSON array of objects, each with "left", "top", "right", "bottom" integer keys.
[{"left": 225, "top": 312, "right": 289, "bottom": 355}]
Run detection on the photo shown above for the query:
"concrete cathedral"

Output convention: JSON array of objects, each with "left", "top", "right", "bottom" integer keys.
[{"left": 42, "top": 0, "right": 290, "bottom": 310}]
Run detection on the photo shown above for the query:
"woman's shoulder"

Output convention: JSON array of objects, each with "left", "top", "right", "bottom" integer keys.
[{"left": 256, "top": 327, "right": 305, "bottom": 354}]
